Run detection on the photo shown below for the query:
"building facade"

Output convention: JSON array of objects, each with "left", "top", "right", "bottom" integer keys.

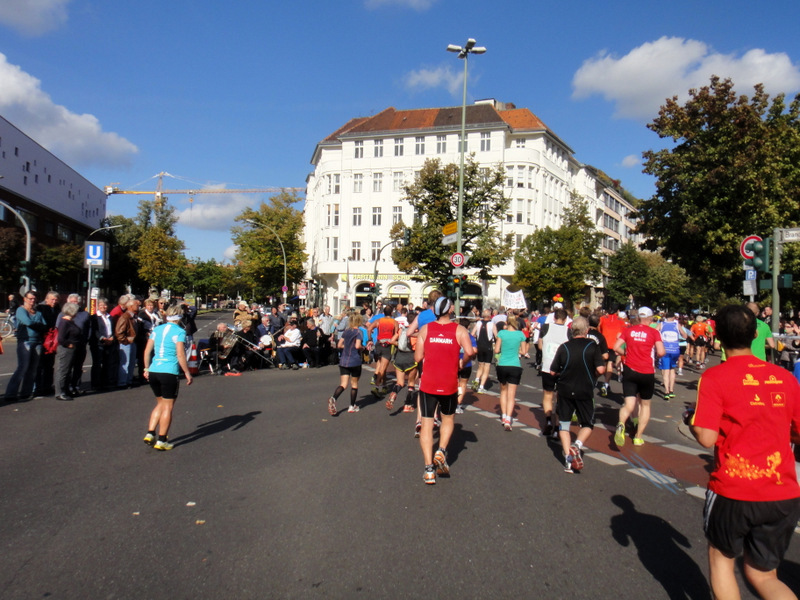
[
  {"left": 0, "top": 115, "right": 106, "bottom": 248},
  {"left": 303, "top": 99, "right": 639, "bottom": 312}
]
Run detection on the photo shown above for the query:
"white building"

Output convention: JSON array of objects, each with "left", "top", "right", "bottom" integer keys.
[
  {"left": 0, "top": 115, "right": 106, "bottom": 246},
  {"left": 304, "top": 99, "right": 638, "bottom": 312}
]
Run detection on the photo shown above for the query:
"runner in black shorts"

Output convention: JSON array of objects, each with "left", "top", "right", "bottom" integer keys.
[{"left": 621, "top": 366, "right": 655, "bottom": 401}]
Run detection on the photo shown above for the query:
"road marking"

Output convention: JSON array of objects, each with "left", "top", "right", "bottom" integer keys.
[
  {"left": 586, "top": 452, "right": 627, "bottom": 466},
  {"left": 663, "top": 444, "right": 709, "bottom": 457}
]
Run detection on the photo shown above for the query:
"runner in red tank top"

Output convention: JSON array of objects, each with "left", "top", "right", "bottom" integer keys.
[
  {"left": 414, "top": 297, "right": 475, "bottom": 485},
  {"left": 367, "top": 305, "right": 398, "bottom": 396}
]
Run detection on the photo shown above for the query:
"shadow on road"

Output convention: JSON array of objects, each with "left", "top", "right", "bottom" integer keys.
[
  {"left": 609, "top": 494, "right": 710, "bottom": 599},
  {"left": 445, "top": 423, "right": 477, "bottom": 467},
  {"left": 171, "top": 411, "right": 262, "bottom": 446}
]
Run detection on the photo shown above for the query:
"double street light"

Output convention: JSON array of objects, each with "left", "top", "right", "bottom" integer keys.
[{"left": 446, "top": 38, "right": 486, "bottom": 317}]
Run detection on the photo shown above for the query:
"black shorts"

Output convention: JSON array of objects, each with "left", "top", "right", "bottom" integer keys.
[
  {"left": 374, "top": 343, "right": 392, "bottom": 361},
  {"left": 695, "top": 336, "right": 707, "bottom": 348},
  {"left": 419, "top": 391, "right": 457, "bottom": 418},
  {"left": 621, "top": 366, "right": 655, "bottom": 400},
  {"left": 476, "top": 346, "right": 494, "bottom": 364},
  {"left": 496, "top": 365, "right": 522, "bottom": 386},
  {"left": 148, "top": 371, "right": 180, "bottom": 400},
  {"left": 607, "top": 348, "right": 618, "bottom": 363},
  {"left": 458, "top": 365, "right": 472, "bottom": 380},
  {"left": 392, "top": 350, "right": 417, "bottom": 373},
  {"left": 555, "top": 395, "right": 595, "bottom": 429},
  {"left": 541, "top": 372, "right": 558, "bottom": 392},
  {"left": 704, "top": 490, "right": 800, "bottom": 571},
  {"left": 339, "top": 365, "right": 362, "bottom": 378}
]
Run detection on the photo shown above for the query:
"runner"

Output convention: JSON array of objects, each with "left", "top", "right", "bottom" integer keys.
[
  {"left": 613, "top": 307, "right": 665, "bottom": 447},
  {"left": 367, "top": 305, "right": 397, "bottom": 397},
  {"left": 414, "top": 297, "right": 474, "bottom": 485},
  {"left": 385, "top": 319, "right": 418, "bottom": 412},
  {"left": 470, "top": 309, "right": 494, "bottom": 393},
  {"left": 690, "top": 315, "right": 712, "bottom": 369},
  {"left": 494, "top": 316, "right": 528, "bottom": 431},
  {"left": 586, "top": 313, "right": 609, "bottom": 397},
  {"left": 657, "top": 313, "right": 684, "bottom": 400},
  {"left": 747, "top": 302, "right": 775, "bottom": 361},
  {"left": 549, "top": 317, "right": 605, "bottom": 473},
  {"left": 598, "top": 304, "right": 626, "bottom": 396},
  {"left": 327, "top": 312, "right": 364, "bottom": 415},
  {"left": 689, "top": 304, "right": 800, "bottom": 598},
  {"left": 456, "top": 318, "right": 477, "bottom": 414},
  {"left": 538, "top": 308, "right": 570, "bottom": 436},
  {"left": 142, "top": 305, "right": 194, "bottom": 451}
]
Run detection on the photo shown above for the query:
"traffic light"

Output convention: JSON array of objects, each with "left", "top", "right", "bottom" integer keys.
[
  {"left": 744, "top": 238, "right": 771, "bottom": 273},
  {"left": 19, "top": 260, "right": 29, "bottom": 276},
  {"left": 375, "top": 283, "right": 382, "bottom": 297},
  {"left": 403, "top": 228, "right": 411, "bottom": 245},
  {"left": 450, "top": 274, "right": 465, "bottom": 297},
  {"left": 368, "top": 282, "right": 376, "bottom": 297}
]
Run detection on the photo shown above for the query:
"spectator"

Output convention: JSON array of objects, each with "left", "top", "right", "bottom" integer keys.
[
  {"left": 115, "top": 298, "right": 140, "bottom": 388},
  {"left": 55, "top": 302, "right": 82, "bottom": 401},
  {"left": 5, "top": 291, "right": 45, "bottom": 401},
  {"left": 89, "top": 297, "right": 117, "bottom": 391},
  {"left": 276, "top": 320, "right": 302, "bottom": 369},
  {"left": 35, "top": 291, "right": 60, "bottom": 396}
]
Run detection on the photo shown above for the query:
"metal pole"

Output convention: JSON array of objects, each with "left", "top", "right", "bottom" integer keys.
[
  {"left": 246, "top": 219, "right": 287, "bottom": 305},
  {"left": 772, "top": 228, "right": 781, "bottom": 335},
  {"left": 0, "top": 199, "right": 32, "bottom": 292},
  {"left": 455, "top": 55, "right": 468, "bottom": 318}
]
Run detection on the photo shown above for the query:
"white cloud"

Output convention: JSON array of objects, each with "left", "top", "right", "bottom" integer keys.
[
  {"left": 0, "top": 53, "right": 138, "bottom": 168},
  {"left": 621, "top": 154, "right": 641, "bottom": 168},
  {"left": 572, "top": 37, "right": 800, "bottom": 121},
  {"left": 0, "top": 0, "right": 70, "bottom": 36},
  {"left": 365, "top": 0, "right": 438, "bottom": 10},
  {"left": 175, "top": 191, "right": 257, "bottom": 232},
  {"left": 403, "top": 64, "right": 463, "bottom": 96},
  {"left": 223, "top": 245, "right": 239, "bottom": 261}
]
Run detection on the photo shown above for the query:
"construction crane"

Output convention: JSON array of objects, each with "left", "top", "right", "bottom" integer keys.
[{"left": 104, "top": 172, "right": 305, "bottom": 207}]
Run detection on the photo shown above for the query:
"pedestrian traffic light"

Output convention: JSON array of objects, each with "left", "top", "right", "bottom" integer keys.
[
  {"left": 375, "top": 283, "right": 382, "bottom": 297},
  {"left": 368, "top": 282, "right": 376, "bottom": 296},
  {"left": 403, "top": 228, "right": 411, "bottom": 245},
  {"left": 19, "top": 260, "right": 29, "bottom": 275},
  {"left": 744, "top": 238, "right": 771, "bottom": 273}
]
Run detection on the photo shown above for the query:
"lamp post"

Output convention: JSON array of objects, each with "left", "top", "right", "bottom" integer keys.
[
  {"left": 447, "top": 38, "right": 486, "bottom": 317},
  {"left": 86, "top": 224, "right": 123, "bottom": 313},
  {"left": 245, "top": 219, "right": 288, "bottom": 305},
  {"left": 0, "top": 176, "right": 33, "bottom": 293}
]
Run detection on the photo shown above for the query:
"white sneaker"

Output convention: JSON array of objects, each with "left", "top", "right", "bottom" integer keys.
[
  {"left": 455, "top": 405, "right": 464, "bottom": 414},
  {"left": 348, "top": 404, "right": 360, "bottom": 413},
  {"left": 677, "top": 369, "right": 683, "bottom": 375},
  {"left": 477, "top": 386, "right": 487, "bottom": 393}
]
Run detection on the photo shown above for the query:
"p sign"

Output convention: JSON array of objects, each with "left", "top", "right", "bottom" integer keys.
[{"left": 85, "top": 242, "right": 107, "bottom": 268}]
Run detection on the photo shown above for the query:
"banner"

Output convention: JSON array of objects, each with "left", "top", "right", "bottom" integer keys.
[{"left": 502, "top": 289, "right": 527, "bottom": 310}]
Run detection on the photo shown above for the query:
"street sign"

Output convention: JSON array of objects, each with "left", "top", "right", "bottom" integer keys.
[
  {"left": 450, "top": 252, "right": 465, "bottom": 268},
  {"left": 85, "top": 241, "right": 107, "bottom": 267},
  {"left": 740, "top": 235, "right": 762, "bottom": 259},
  {"left": 442, "top": 221, "right": 458, "bottom": 236},
  {"left": 441, "top": 233, "right": 458, "bottom": 245},
  {"left": 782, "top": 228, "right": 800, "bottom": 242},
  {"left": 281, "top": 285, "right": 288, "bottom": 292},
  {"left": 743, "top": 279, "right": 757, "bottom": 296},
  {"left": 745, "top": 269, "right": 757, "bottom": 281}
]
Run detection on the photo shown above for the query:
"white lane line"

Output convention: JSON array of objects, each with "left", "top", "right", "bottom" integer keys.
[
  {"left": 663, "top": 443, "right": 708, "bottom": 457},
  {"left": 585, "top": 452, "right": 627, "bottom": 467},
  {"left": 686, "top": 487, "right": 707, "bottom": 500}
]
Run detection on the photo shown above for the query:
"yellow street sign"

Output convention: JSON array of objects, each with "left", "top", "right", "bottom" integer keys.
[{"left": 442, "top": 221, "right": 458, "bottom": 236}]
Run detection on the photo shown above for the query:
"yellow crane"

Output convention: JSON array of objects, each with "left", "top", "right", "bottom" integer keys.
[{"left": 104, "top": 171, "right": 305, "bottom": 206}]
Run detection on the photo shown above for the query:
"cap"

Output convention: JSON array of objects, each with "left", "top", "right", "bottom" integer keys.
[
  {"left": 553, "top": 302, "right": 564, "bottom": 308},
  {"left": 638, "top": 307, "right": 654, "bottom": 318},
  {"left": 433, "top": 297, "right": 453, "bottom": 318}
]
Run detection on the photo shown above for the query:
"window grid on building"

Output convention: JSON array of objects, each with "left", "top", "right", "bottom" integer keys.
[
  {"left": 415, "top": 136, "right": 425, "bottom": 155},
  {"left": 372, "top": 206, "right": 382, "bottom": 226},
  {"left": 353, "top": 207, "right": 362, "bottom": 226}
]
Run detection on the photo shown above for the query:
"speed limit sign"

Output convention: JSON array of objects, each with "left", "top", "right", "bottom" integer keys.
[{"left": 450, "top": 252, "right": 465, "bottom": 268}]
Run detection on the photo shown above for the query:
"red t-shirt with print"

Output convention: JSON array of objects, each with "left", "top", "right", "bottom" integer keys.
[
  {"left": 619, "top": 325, "right": 661, "bottom": 374},
  {"left": 692, "top": 355, "right": 800, "bottom": 501}
]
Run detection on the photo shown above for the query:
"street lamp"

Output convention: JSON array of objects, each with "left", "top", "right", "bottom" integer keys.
[
  {"left": 86, "top": 224, "right": 123, "bottom": 311},
  {"left": 0, "top": 175, "right": 33, "bottom": 293},
  {"left": 245, "top": 219, "right": 288, "bottom": 305},
  {"left": 447, "top": 38, "right": 486, "bottom": 317}
]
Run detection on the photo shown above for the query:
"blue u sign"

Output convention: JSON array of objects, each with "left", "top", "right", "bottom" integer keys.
[{"left": 85, "top": 242, "right": 106, "bottom": 267}]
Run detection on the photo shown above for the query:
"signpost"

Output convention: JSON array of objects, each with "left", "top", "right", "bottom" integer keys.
[
  {"left": 450, "top": 252, "right": 465, "bottom": 268},
  {"left": 441, "top": 232, "right": 458, "bottom": 245},
  {"left": 442, "top": 221, "right": 458, "bottom": 236}
]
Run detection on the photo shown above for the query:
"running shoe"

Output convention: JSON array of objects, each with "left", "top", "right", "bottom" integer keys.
[
  {"left": 455, "top": 405, "right": 464, "bottom": 415},
  {"left": 569, "top": 444, "right": 584, "bottom": 471},
  {"left": 370, "top": 376, "right": 376, "bottom": 385},
  {"left": 423, "top": 465, "right": 436, "bottom": 485},
  {"left": 477, "top": 386, "right": 487, "bottom": 394},
  {"left": 403, "top": 404, "right": 415, "bottom": 413},
  {"left": 614, "top": 423, "right": 626, "bottom": 447},
  {"left": 471, "top": 379, "right": 480, "bottom": 391},
  {"left": 153, "top": 439, "right": 174, "bottom": 451},
  {"left": 632, "top": 437, "right": 645, "bottom": 446},
  {"left": 677, "top": 369, "right": 684, "bottom": 375},
  {"left": 598, "top": 384, "right": 608, "bottom": 398},
  {"left": 348, "top": 404, "right": 360, "bottom": 413},
  {"left": 143, "top": 433, "right": 155, "bottom": 446},
  {"left": 564, "top": 456, "right": 574, "bottom": 474},
  {"left": 434, "top": 417, "right": 441, "bottom": 430},
  {"left": 503, "top": 416, "right": 512, "bottom": 431},
  {"left": 371, "top": 386, "right": 384, "bottom": 398},
  {"left": 551, "top": 428, "right": 559, "bottom": 441},
  {"left": 328, "top": 396, "right": 336, "bottom": 416},
  {"left": 542, "top": 422, "right": 554, "bottom": 437},
  {"left": 385, "top": 392, "right": 396, "bottom": 410},
  {"left": 433, "top": 448, "right": 449, "bottom": 476},
  {"left": 414, "top": 420, "right": 422, "bottom": 438}
]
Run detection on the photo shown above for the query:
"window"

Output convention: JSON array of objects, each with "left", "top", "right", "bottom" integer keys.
[
  {"left": 353, "top": 173, "right": 363, "bottom": 193},
  {"left": 372, "top": 207, "right": 382, "bottom": 226},
  {"left": 458, "top": 134, "right": 468, "bottom": 153},
  {"left": 516, "top": 138, "right": 526, "bottom": 148},
  {"left": 480, "top": 132, "right": 491, "bottom": 152},
  {"left": 506, "top": 166, "right": 514, "bottom": 188},
  {"left": 393, "top": 171, "right": 404, "bottom": 192},
  {"left": 393, "top": 206, "right": 402, "bottom": 224},
  {"left": 327, "top": 204, "right": 339, "bottom": 227},
  {"left": 373, "top": 173, "right": 383, "bottom": 193},
  {"left": 436, "top": 135, "right": 446, "bottom": 154},
  {"left": 354, "top": 141, "right": 363, "bottom": 158},
  {"left": 516, "top": 234, "right": 523, "bottom": 248},
  {"left": 371, "top": 241, "right": 381, "bottom": 261},
  {"left": 353, "top": 207, "right": 362, "bottom": 226},
  {"left": 351, "top": 241, "right": 361, "bottom": 261},
  {"left": 415, "top": 136, "right": 425, "bottom": 155},
  {"left": 331, "top": 237, "right": 339, "bottom": 261},
  {"left": 333, "top": 174, "right": 340, "bottom": 194},
  {"left": 394, "top": 138, "right": 404, "bottom": 157},
  {"left": 517, "top": 166, "right": 525, "bottom": 188},
  {"left": 374, "top": 139, "right": 383, "bottom": 157},
  {"left": 57, "top": 224, "right": 71, "bottom": 242}
]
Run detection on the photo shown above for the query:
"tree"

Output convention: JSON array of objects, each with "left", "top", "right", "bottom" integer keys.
[
  {"left": 604, "top": 242, "right": 650, "bottom": 307},
  {"left": 640, "top": 76, "right": 800, "bottom": 296},
  {"left": 0, "top": 226, "right": 26, "bottom": 294},
  {"left": 232, "top": 191, "right": 307, "bottom": 299},
  {"left": 33, "top": 243, "right": 84, "bottom": 293},
  {"left": 514, "top": 194, "right": 603, "bottom": 306},
  {"left": 606, "top": 242, "right": 692, "bottom": 310},
  {"left": 390, "top": 157, "right": 512, "bottom": 291}
]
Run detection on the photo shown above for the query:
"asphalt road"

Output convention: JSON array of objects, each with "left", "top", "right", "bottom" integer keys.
[{"left": 1, "top": 312, "right": 799, "bottom": 599}]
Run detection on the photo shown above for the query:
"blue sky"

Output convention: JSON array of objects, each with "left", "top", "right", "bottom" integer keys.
[{"left": 2, "top": 0, "right": 799, "bottom": 262}]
